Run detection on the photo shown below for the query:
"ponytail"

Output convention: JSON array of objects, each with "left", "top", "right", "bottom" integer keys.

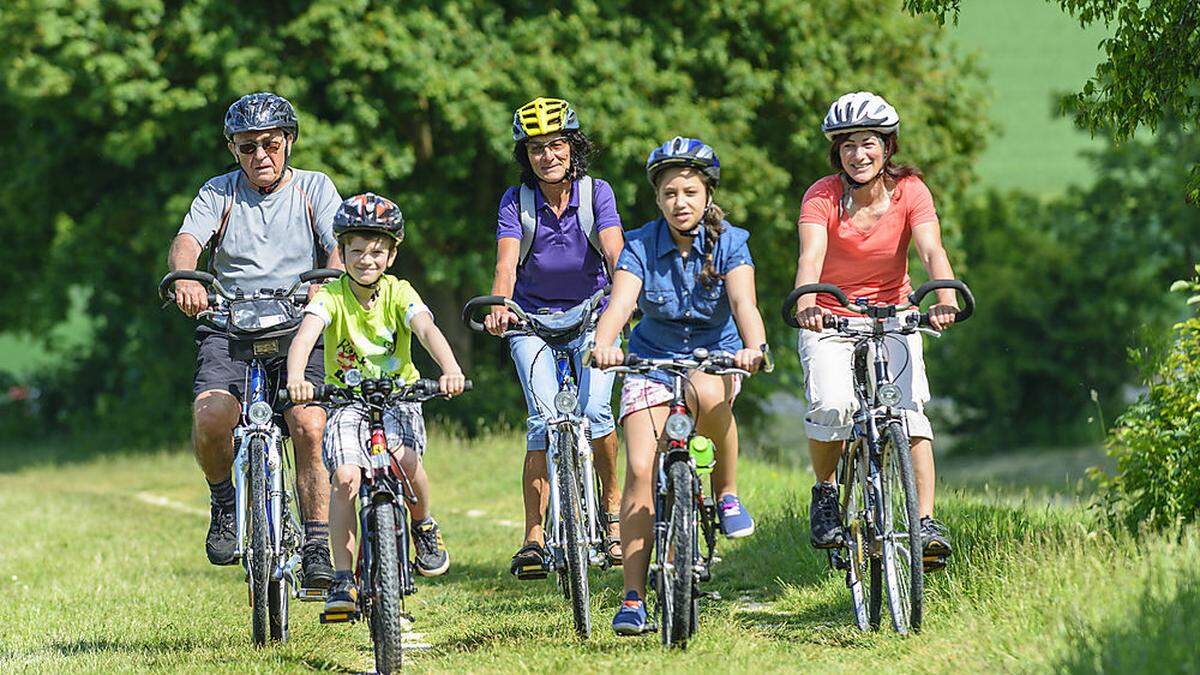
[{"left": 698, "top": 198, "right": 725, "bottom": 289}]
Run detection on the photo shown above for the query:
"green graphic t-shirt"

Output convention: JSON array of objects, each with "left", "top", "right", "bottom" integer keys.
[{"left": 305, "top": 274, "right": 430, "bottom": 385}]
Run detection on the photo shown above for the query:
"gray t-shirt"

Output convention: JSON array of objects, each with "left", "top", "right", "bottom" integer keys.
[{"left": 178, "top": 168, "right": 341, "bottom": 294}]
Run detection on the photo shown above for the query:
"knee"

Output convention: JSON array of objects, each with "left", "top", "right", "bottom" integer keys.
[
  {"left": 288, "top": 410, "right": 326, "bottom": 446},
  {"left": 193, "top": 393, "right": 237, "bottom": 442},
  {"left": 331, "top": 466, "right": 360, "bottom": 496}
]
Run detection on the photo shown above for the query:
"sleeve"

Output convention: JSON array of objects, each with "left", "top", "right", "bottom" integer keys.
[
  {"left": 799, "top": 178, "right": 836, "bottom": 226},
  {"left": 615, "top": 240, "right": 646, "bottom": 279},
  {"left": 177, "top": 179, "right": 224, "bottom": 246},
  {"left": 591, "top": 178, "right": 623, "bottom": 232},
  {"left": 496, "top": 187, "right": 522, "bottom": 241},
  {"left": 905, "top": 178, "right": 939, "bottom": 227},
  {"left": 303, "top": 285, "right": 335, "bottom": 327},
  {"left": 312, "top": 173, "right": 342, "bottom": 255},
  {"left": 396, "top": 282, "right": 432, "bottom": 330},
  {"left": 718, "top": 226, "right": 754, "bottom": 274}
]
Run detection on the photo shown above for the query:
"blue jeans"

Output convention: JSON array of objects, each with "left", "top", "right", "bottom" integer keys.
[{"left": 508, "top": 331, "right": 617, "bottom": 452}]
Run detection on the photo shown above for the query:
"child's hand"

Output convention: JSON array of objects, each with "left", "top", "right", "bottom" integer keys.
[
  {"left": 287, "top": 379, "right": 316, "bottom": 404},
  {"left": 439, "top": 371, "right": 466, "bottom": 397},
  {"left": 591, "top": 345, "right": 625, "bottom": 369},
  {"left": 734, "top": 347, "right": 763, "bottom": 373}
]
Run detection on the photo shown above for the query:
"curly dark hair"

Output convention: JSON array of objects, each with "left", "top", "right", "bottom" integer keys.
[{"left": 513, "top": 129, "right": 595, "bottom": 187}]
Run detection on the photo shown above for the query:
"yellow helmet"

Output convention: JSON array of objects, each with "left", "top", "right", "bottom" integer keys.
[{"left": 512, "top": 97, "right": 579, "bottom": 141}]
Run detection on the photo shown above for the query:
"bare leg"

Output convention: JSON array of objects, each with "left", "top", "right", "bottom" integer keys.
[
  {"left": 398, "top": 448, "right": 431, "bottom": 523},
  {"left": 910, "top": 437, "right": 935, "bottom": 518},
  {"left": 688, "top": 372, "right": 739, "bottom": 498},
  {"left": 591, "top": 431, "right": 621, "bottom": 551},
  {"left": 522, "top": 451, "right": 549, "bottom": 546},
  {"left": 285, "top": 403, "right": 330, "bottom": 522},
  {"left": 192, "top": 390, "right": 239, "bottom": 482},
  {"left": 329, "top": 466, "right": 361, "bottom": 571},
  {"left": 619, "top": 405, "right": 669, "bottom": 599},
  {"left": 808, "top": 438, "right": 843, "bottom": 484}
]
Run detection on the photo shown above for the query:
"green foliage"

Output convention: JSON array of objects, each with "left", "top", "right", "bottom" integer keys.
[
  {"left": 905, "top": 0, "right": 1200, "bottom": 203},
  {"left": 0, "top": 1, "right": 988, "bottom": 440},
  {"left": 1094, "top": 275, "right": 1200, "bottom": 534},
  {"left": 928, "top": 120, "right": 1199, "bottom": 448}
]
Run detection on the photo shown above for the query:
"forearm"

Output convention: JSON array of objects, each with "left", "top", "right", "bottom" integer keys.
[
  {"left": 416, "top": 324, "right": 463, "bottom": 375},
  {"left": 734, "top": 304, "right": 767, "bottom": 350},
  {"left": 793, "top": 254, "right": 824, "bottom": 308},
  {"left": 489, "top": 267, "right": 516, "bottom": 298},
  {"left": 594, "top": 302, "right": 632, "bottom": 348},
  {"left": 921, "top": 247, "right": 958, "bottom": 305},
  {"left": 287, "top": 316, "right": 323, "bottom": 383},
  {"left": 168, "top": 234, "right": 203, "bottom": 272}
]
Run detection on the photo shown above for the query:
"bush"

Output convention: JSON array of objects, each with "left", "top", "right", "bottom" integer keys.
[{"left": 1093, "top": 271, "right": 1200, "bottom": 533}]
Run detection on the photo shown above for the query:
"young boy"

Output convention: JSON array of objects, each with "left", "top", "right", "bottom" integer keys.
[{"left": 286, "top": 192, "right": 466, "bottom": 613}]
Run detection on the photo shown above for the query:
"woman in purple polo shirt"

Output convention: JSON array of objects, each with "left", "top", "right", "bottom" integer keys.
[{"left": 484, "top": 97, "right": 625, "bottom": 577}]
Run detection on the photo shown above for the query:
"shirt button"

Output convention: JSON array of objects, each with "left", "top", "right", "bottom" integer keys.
[{"left": 684, "top": 310, "right": 691, "bottom": 317}]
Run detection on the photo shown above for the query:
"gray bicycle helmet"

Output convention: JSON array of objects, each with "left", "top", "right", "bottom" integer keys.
[{"left": 224, "top": 92, "right": 299, "bottom": 140}]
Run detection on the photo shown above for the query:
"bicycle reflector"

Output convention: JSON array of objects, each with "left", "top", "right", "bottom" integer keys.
[
  {"left": 877, "top": 383, "right": 902, "bottom": 406},
  {"left": 248, "top": 401, "right": 273, "bottom": 425},
  {"left": 553, "top": 390, "right": 578, "bottom": 414},
  {"left": 342, "top": 369, "right": 363, "bottom": 387},
  {"left": 665, "top": 413, "right": 694, "bottom": 441}
]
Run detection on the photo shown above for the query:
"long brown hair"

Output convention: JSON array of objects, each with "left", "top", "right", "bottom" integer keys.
[{"left": 828, "top": 132, "right": 922, "bottom": 181}]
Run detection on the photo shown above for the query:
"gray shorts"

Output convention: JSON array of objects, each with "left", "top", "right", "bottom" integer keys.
[{"left": 322, "top": 401, "right": 427, "bottom": 475}]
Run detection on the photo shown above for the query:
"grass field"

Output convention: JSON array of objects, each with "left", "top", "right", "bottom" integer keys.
[
  {"left": 948, "top": 0, "right": 1111, "bottom": 194},
  {"left": 1, "top": 432, "right": 1195, "bottom": 673}
]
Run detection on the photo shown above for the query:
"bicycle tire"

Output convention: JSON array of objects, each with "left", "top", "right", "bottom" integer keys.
[
  {"left": 247, "top": 435, "right": 271, "bottom": 646},
  {"left": 371, "top": 501, "right": 405, "bottom": 672},
  {"left": 268, "top": 439, "right": 293, "bottom": 642},
  {"left": 664, "top": 459, "right": 695, "bottom": 648},
  {"left": 556, "top": 428, "right": 591, "bottom": 639},
  {"left": 880, "top": 422, "right": 924, "bottom": 633},
  {"left": 839, "top": 445, "right": 871, "bottom": 632}
]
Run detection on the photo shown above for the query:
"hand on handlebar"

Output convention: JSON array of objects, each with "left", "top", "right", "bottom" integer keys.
[
  {"left": 439, "top": 371, "right": 467, "bottom": 397},
  {"left": 174, "top": 279, "right": 210, "bottom": 317},
  {"left": 795, "top": 305, "right": 830, "bottom": 333},
  {"left": 927, "top": 303, "right": 959, "bottom": 331},
  {"left": 484, "top": 306, "right": 519, "bottom": 336},
  {"left": 287, "top": 378, "right": 316, "bottom": 404},
  {"left": 591, "top": 344, "right": 625, "bottom": 369},
  {"left": 733, "top": 347, "right": 764, "bottom": 373}
]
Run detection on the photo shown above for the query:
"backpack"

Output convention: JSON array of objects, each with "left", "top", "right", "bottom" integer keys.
[{"left": 517, "top": 175, "right": 607, "bottom": 274}]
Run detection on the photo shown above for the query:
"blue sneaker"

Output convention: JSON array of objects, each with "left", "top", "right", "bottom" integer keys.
[
  {"left": 612, "top": 591, "right": 650, "bottom": 636},
  {"left": 718, "top": 494, "right": 755, "bottom": 538}
]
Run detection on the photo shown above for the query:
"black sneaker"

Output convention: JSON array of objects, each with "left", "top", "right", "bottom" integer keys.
[
  {"left": 301, "top": 539, "right": 335, "bottom": 589},
  {"left": 205, "top": 502, "right": 238, "bottom": 565},
  {"left": 324, "top": 577, "right": 358, "bottom": 613},
  {"left": 920, "top": 516, "right": 952, "bottom": 570},
  {"left": 809, "top": 481, "right": 844, "bottom": 549},
  {"left": 412, "top": 518, "right": 450, "bottom": 577},
  {"left": 510, "top": 542, "right": 548, "bottom": 580}
]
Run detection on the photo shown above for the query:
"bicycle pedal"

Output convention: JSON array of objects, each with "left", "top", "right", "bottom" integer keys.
[
  {"left": 319, "top": 610, "right": 358, "bottom": 624},
  {"left": 696, "top": 590, "right": 721, "bottom": 601},
  {"left": 514, "top": 565, "right": 549, "bottom": 580},
  {"left": 923, "top": 555, "right": 948, "bottom": 572},
  {"left": 298, "top": 588, "right": 327, "bottom": 602}
]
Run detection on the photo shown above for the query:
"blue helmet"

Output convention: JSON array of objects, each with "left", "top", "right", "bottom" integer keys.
[
  {"left": 223, "top": 92, "right": 299, "bottom": 140},
  {"left": 645, "top": 136, "right": 720, "bottom": 187}
]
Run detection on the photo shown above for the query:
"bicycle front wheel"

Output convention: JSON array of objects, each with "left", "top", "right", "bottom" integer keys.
[
  {"left": 247, "top": 436, "right": 270, "bottom": 646},
  {"left": 556, "top": 427, "right": 591, "bottom": 639},
  {"left": 879, "top": 422, "right": 924, "bottom": 634},
  {"left": 371, "top": 502, "right": 405, "bottom": 673},
  {"left": 662, "top": 459, "right": 695, "bottom": 648}
]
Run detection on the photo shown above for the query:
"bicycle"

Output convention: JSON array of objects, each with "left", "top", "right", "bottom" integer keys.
[
  {"left": 462, "top": 288, "right": 613, "bottom": 639},
  {"left": 159, "top": 267, "right": 341, "bottom": 645},
  {"left": 600, "top": 347, "right": 767, "bottom": 648},
  {"left": 780, "top": 279, "right": 974, "bottom": 634},
  {"left": 281, "top": 372, "right": 470, "bottom": 673}
]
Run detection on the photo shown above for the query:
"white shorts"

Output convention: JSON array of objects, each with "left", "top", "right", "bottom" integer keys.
[{"left": 796, "top": 313, "right": 933, "bottom": 442}]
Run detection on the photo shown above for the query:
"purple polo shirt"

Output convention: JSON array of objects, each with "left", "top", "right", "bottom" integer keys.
[{"left": 496, "top": 177, "right": 622, "bottom": 312}]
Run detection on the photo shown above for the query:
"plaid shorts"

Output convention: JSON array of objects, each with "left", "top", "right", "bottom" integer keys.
[{"left": 322, "top": 401, "right": 427, "bottom": 475}]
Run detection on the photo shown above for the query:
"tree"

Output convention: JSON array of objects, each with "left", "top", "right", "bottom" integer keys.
[
  {"left": 0, "top": 1, "right": 989, "bottom": 440},
  {"left": 904, "top": 0, "right": 1200, "bottom": 204}
]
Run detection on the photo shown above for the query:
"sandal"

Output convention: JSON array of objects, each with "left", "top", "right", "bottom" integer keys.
[
  {"left": 601, "top": 512, "right": 623, "bottom": 566},
  {"left": 510, "top": 542, "right": 548, "bottom": 580}
]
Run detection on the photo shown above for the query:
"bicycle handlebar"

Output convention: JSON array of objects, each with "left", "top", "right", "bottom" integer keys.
[
  {"left": 159, "top": 268, "right": 343, "bottom": 305},
  {"left": 781, "top": 279, "right": 975, "bottom": 329},
  {"left": 461, "top": 295, "right": 530, "bottom": 334},
  {"left": 601, "top": 349, "right": 752, "bottom": 379},
  {"left": 277, "top": 378, "right": 473, "bottom": 405}
]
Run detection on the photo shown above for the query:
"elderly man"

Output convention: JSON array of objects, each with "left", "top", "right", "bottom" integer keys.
[{"left": 166, "top": 92, "right": 342, "bottom": 588}]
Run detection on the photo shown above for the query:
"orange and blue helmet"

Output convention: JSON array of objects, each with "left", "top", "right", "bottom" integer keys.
[
  {"left": 333, "top": 193, "right": 405, "bottom": 244},
  {"left": 645, "top": 137, "right": 721, "bottom": 187}
]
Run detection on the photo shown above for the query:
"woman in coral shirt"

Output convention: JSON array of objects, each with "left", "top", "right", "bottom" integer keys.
[{"left": 791, "top": 91, "right": 962, "bottom": 570}]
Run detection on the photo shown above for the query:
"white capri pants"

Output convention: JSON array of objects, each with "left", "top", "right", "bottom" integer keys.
[{"left": 797, "top": 313, "right": 933, "bottom": 442}]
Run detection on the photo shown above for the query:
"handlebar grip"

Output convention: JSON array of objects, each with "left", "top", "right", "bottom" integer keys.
[
  {"left": 410, "top": 378, "right": 474, "bottom": 396},
  {"left": 908, "top": 279, "right": 975, "bottom": 324},
  {"left": 276, "top": 384, "right": 338, "bottom": 404},
  {"left": 622, "top": 353, "right": 642, "bottom": 367},
  {"left": 781, "top": 283, "right": 850, "bottom": 328},
  {"left": 159, "top": 270, "right": 217, "bottom": 302},
  {"left": 823, "top": 314, "right": 840, "bottom": 329},
  {"left": 462, "top": 295, "right": 512, "bottom": 333},
  {"left": 300, "top": 268, "right": 343, "bottom": 284}
]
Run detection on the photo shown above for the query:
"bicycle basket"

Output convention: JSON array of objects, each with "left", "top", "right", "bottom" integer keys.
[{"left": 226, "top": 298, "right": 302, "bottom": 361}]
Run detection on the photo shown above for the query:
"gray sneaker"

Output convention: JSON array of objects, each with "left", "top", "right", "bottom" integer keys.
[
  {"left": 809, "top": 482, "right": 844, "bottom": 549},
  {"left": 412, "top": 518, "right": 449, "bottom": 577}
]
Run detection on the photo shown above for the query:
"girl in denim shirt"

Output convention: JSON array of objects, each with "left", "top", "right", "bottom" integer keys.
[{"left": 591, "top": 137, "right": 768, "bottom": 635}]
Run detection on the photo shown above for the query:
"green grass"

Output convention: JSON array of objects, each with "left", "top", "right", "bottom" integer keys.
[
  {"left": 948, "top": 0, "right": 1111, "bottom": 194},
  {"left": 0, "top": 433, "right": 1195, "bottom": 673}
]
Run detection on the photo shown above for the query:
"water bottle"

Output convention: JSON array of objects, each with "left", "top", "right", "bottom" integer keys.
[{"left": 689, "top": 435, "right": 716, "bottom": 475}]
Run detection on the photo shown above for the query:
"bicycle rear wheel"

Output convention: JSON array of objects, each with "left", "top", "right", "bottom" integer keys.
[
  {"left": 248, "top": 436, "right": 270, "bottom": 646},
  {"left": 556, "top": 427, "right": 591, "bottom": 639},
  {"left": 371, "top": 501, "right": 405, "bottom": 672},
  {"left": 661, "top": 459, "right": 695, "bottom": 648},
  {"left": 879, "top": 422, "right": 924, "bottom": 633},
  {"left": 838, "top": 444, "right": 871, "bottom": 632}
]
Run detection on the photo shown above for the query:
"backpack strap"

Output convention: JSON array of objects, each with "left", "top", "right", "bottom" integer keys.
[
  {"left": 291, "top": 180, "right": 326, "bottom": 267},
  {"left": 205, "top": 173, "right": 239, "bottom": 275},
  {"left": 517, "top": 183, "right": 538, "bottom": 267}
]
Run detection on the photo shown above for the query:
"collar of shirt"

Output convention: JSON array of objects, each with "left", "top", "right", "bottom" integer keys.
[
  {"left": 534, "top": 179, "right": 581, "bottom": 214},
  {"left": 654, "top": 217, "right": 711, "bottom": 260}
]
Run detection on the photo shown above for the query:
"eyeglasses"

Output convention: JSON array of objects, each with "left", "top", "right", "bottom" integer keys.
[
  {"left": 235, "top": 137, "right": 286, "bottom": 156},
  {"left": 526, "top": 138, "right": 569, "bottom": 157}
]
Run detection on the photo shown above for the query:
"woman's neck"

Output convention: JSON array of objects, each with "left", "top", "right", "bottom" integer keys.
[
  {"left": 538, "top": 179, "right": 572, "bottom": 212},
  {"left": 666, "top": 220, "right": 697, "bottom": 256},
  {"left": 848, "top": 173, "right": 892, "bottom": 208}
]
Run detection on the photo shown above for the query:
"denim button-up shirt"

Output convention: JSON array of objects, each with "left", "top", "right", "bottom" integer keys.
[{"left": 616, "top": 218, "right": 754, "bottom": 366}]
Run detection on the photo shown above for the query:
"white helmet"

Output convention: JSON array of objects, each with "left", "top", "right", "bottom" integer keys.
[{"left": 821, "top": 91, "right": 900, "bottom": 140}]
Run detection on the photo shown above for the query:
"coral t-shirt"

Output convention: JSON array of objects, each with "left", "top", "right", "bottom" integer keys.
[{"left": 799, "top": 174, "right": 938, "bottom": 316}]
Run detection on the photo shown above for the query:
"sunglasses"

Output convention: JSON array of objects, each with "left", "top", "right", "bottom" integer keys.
[
  {"left": 235, "top": 137, "right": 286, "bottom": 155},
  {"left": 526, "top": 138, "right": 569, "bottom": 157}
]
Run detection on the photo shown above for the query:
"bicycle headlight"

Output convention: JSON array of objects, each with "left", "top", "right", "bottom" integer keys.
[
  {"left": 554, "top": 390, "right": 578, "bottom": 414},
  {"left": 877, "top": 383, "right": 902, "bottom": 407},
  {"left": 664, "top": 413, "right": 694, "bottom": 442},
  {"left": 342, "top": 368, "right": 363, "bottom": 387},
  {"left": 247, "top": 401, "right": 273, "bottom": 425}
]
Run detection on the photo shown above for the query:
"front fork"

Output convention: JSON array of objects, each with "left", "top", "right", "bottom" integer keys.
[{"left": 232, "top": 427, "right": 288, "bottom": 571}]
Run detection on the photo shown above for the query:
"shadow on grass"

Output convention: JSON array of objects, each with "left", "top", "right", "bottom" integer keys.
[
  {"left": 49, "top": 636, "right": 222, "bottom": 656},
  {"left": 0, "top": 432, "right": 186, "bottom": 475},
  {"left": 714, "top": 500, "right": 831, "bottom": 601}
]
